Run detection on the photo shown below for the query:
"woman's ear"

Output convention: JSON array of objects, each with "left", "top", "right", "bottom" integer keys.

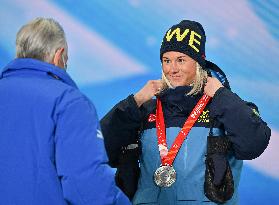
[{"left": 53, "top": 48, "right": 64, "bottom": 68}]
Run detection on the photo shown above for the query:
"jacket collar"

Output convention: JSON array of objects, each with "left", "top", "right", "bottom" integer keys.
[
  {"left": 158, "top": 86, "right": 203, "bottom": 117},
  {"left": 1, "top": 58, "right": 77, "bottom": 88}
]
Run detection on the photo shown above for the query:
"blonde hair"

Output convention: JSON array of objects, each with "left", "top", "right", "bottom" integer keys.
[
  {"left": 161, "top": 62, "right": 208, "bottom": 95},
  {"left": 16, "top": 17, "right": 67, "bottom": 63}
]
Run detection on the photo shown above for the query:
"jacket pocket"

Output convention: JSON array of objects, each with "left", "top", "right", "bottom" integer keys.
[
  {"left": 176, "top": 183, "right": 212, "bottom": 203},
  {"left": 133, "top": 188, "right": 159, "bottom": 204}
]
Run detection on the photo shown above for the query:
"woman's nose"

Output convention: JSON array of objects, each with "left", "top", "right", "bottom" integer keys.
[{"left": 170, "top": 61, "right": 179, "bottom": 72}]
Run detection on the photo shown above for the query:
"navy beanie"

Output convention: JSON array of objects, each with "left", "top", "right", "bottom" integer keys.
[{"left": 160, "top": 20, "right": 206, "bottom": 69}]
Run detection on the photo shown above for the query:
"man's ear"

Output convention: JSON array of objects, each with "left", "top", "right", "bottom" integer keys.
[{"left": 53, "top": 48, "right": 64, "bottom": 68}]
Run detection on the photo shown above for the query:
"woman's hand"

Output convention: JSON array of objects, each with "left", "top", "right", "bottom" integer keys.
[
  {"left": 134, "top": 80, "right": 163, "bottom": 107},
  {"left": 204, "top": 77, "right": 224, "bottom": 97}
]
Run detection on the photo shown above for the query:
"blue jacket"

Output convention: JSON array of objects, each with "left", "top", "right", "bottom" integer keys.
[
  {"left": 101, "top": 86, "right": 271, "bottom": 205},
  {"left": 0, "top": 58, "right": 131, "bottom": 205}
]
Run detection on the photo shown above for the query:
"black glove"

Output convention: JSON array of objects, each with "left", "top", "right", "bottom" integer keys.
[
  {"left": 204, "top": 136, "right": 234, "bottom": 204},
  {"left": 115, "top": 144, "right": 141, "bottom": 200}
]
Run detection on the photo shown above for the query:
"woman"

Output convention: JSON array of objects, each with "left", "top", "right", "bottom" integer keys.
[{"left": 101, "top": 20, "right": 271, "bottom": 205}]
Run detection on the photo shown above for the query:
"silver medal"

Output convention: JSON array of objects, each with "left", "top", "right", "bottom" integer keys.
[{"left": 154, "top": 165, "right": 176, "bottom": 187}]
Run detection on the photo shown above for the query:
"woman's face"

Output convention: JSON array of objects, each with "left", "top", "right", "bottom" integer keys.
[{"left": 162, "top": 51, "right": 196, "bottom": 87}]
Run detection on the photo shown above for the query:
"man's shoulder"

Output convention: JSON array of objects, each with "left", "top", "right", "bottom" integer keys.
[
  {"left": 55, "top": 84, "right": 96, "bottom": 113},
  {"left": 33, "top": 76, "right": 85, "bottom": 106}
]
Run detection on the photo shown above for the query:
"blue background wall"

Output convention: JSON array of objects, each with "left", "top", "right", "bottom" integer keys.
[{"left": 0, "top": 0, "right": 278, "bottom": 204}]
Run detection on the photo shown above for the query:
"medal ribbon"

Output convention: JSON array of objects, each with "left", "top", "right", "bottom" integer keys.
[{"left": 156, "top": 94, "right": 211, "bottom": 166}]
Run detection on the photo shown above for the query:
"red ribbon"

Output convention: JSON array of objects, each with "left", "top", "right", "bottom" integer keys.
[{"left": 156, "top": 94, "right": 211, "bottom": 166}]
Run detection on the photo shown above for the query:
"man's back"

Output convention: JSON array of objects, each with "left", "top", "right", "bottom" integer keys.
[{"left": 0, "top": 58, "right": 130, "bottom": 205}]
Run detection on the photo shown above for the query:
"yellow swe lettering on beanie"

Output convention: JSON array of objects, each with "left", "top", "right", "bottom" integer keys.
[
  {"left": 188, "top": 31, "right": 201, "bottom": 53},
  {"left": 166, "top": 28, "right": 190, "bottom": 42}
]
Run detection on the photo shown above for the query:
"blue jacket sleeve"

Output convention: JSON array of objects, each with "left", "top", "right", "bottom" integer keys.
[
  {"left": 209, "top": 87, "right": 271, "bottom": 160},
  {"left": 54, "top": 95, "right": 131, "bottom": 205}
]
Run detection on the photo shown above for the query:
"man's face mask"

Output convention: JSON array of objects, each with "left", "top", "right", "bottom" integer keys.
[{"left": 61, "top": 55, "right": 68, "bottom": 70}]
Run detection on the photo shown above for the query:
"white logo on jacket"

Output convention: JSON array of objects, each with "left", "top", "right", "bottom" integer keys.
[{"left": 97, "top": 129, "right": 104, "bottom": 139}]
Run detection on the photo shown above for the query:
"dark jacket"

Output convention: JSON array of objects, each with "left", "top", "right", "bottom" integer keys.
[{"left": 101, "top": 66, "right": 271, "bottom": 204}]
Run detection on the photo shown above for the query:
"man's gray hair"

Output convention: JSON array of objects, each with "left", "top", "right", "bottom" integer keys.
[{"left": 16, "top": 17, "right": 67, "bottom": 63}]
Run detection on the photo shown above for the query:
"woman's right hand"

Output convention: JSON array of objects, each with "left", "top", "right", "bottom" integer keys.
[{"left": 134, "top": 80, "right": 163, "bottom": 107}]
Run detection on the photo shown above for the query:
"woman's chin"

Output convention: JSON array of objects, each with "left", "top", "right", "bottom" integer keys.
[{"left": 170, "top": 81, "right": 188, "bottom": 87}]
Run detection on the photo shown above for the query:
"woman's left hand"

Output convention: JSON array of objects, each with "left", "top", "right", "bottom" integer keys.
[{"left": 204, "top": 77, "right": 224, "bottom": 97}]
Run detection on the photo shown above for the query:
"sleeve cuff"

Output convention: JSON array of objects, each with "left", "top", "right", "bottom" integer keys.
[
  {"left": 209, "top": 87, "right": 232, "bottom": 118},
  {"left": 125, "top": 94, "right": 144, "bottom": 122}
]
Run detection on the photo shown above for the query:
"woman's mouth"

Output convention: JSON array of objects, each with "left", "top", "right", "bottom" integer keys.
[{"left": 170, "top": 75, "right": 181, "bottom": 80}]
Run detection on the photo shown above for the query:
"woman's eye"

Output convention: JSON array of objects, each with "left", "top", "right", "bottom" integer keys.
[
  {"left": 178, "top": 58, "right": 185, "bottom": 63},
  {"left": 164, "top": 59, "right": 170, "bottom": 64}
]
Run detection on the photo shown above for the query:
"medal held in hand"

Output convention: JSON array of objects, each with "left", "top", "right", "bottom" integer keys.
[{"left": 154, "top": 94, "right": 211, "bottom": 187}]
